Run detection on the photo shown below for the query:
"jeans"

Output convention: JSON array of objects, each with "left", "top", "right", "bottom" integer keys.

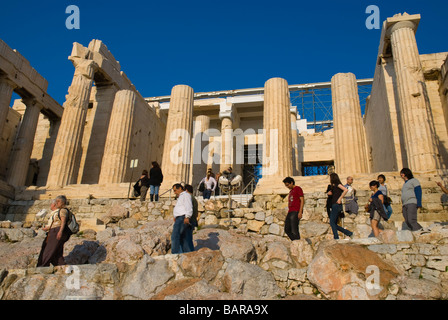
[
  {"left": 171, "top": 216, "right": 189, "bottom": 254},
  {"left": 284, "top": 211, "right": 300, "bottom": 240},
  {"left": 203, "top": 189, "right": 212, "bottom": 199},
  {"left": 150, "top": 185, "right": 159, "bottom": 196},
  {"left": 385, "top": 204, "right": 393, "bottom": 219},
  {"left": 182, "top": 224, "right": 195, "bottom": 253},
  {"left": 330, "top": 203, "right": 353, "bottom": 239}
]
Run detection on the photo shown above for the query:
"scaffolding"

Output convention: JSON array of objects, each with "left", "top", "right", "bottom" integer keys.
[{"left": 290, "top": 79, "right": 373, "bottom": 133}]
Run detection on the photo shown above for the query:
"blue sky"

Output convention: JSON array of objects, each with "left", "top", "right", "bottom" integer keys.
[{"left": 1, "top": 0, "right": 447, "bottom": 105}]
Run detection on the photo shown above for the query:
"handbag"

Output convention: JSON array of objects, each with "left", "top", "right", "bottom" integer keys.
[{"left": 198, "top": 181, "right": 205, "bottom": 192}]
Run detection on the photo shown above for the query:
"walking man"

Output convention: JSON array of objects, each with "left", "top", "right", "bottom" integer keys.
[
  {"left": 171, "top": 183, "right": 194, "bottom": 254},
  {"left": 400, "top": 168, "right": 423, "bottom": 232},
  {"left": 282, "top": 177, "right": 304, "bottom": 240}
]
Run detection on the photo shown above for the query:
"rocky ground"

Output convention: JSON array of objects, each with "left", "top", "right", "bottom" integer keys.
[{"left": 0, "top": 210, "right": 447, "bottom": 300}]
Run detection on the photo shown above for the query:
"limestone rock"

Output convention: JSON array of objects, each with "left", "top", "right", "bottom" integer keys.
[
  {"left": 221, "top": 259, "right": 285, "bottom": 299},
  {"left": 178, "top": 248, "right": 224, "bottom": 281},
  {"left": 307, "top": 242, "right": 400, "bottom": 300}
]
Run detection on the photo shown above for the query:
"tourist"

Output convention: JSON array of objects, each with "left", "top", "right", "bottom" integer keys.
[
  {"left": 171, "top": 183, "right": 193, "bottom": 254},
  {"left": 214, "top": 172, "right": 222, "bottom": 196},
  {"left": 367, "top": 180, "right": 388, "bottom": 237},
  {"left": 282, "top": 177, "right": 304, "bottom": 240},
  {"left": 378, "top": 174, "right": 393, "bottom": 219},
  {"left": 37, "top": 195, "right": 72, "bottom": 267},
  {"left": 148, "top": 161, "right": 163, "bottom": 202},
  {"left": 184, "top": 184, "right": 198, "bottom": 252},
  {"left": 343, "top": 176, "right": 359, "bottom": 216},
  {"left": 137, "top": 170, "right": 151, "bottom": 201},
  {"left": 400, "top": 168, "right": 423, "bottom": 232},
  {"left": 199, "top": 172, "right": 217, "bottom": 200},
  {"left": 327, "top": 173, "right": 353, "bottom": 239}
]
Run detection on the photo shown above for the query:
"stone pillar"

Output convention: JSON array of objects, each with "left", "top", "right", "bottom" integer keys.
[
  {"left": 6, "top": 98, "right": 42, "bottom": 186},
  {"left": 98, "top": 90, "right": 136, "bottom": 184},
  {"left": 220, "top": 114, "right": 233, "bottom": 173},
  {"left": 262, "top": 77, "right": 293, "bottom": 178},
  {"left": 290, "top": 107, "right": 301, "bottom": 176},
  {"left": 0, "top": 76, "right": 16, "bottom": 138},
  {"left": 47, "top": 59, "right": 97, "bottom": 187},
  {"left": 331, "top": 73, "right": 369, "bottom": 174},
  {"left": 387, "top": 20, "right": 438, "bottom": 171},
  {"left": 191, "top": 115, "right": 210, "bottom": 186},
  {"left": 160, "top": 85, "right": 194, "bottom": 192}
]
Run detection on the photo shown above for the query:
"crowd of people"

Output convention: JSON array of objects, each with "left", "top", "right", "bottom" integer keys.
[
  {"left": 37, "top": 166, "right": 447, "bottom": 266},
  {"left": 283, "top": 167, "right": 432, "bottom": 242}
]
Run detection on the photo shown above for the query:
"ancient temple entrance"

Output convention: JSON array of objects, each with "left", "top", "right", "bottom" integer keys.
[
  {"left": 242, "top": 144, "right": 262, "bottom": 193},
  {"left": 301, "top": 161, "right": 334, "bottom": 176}
]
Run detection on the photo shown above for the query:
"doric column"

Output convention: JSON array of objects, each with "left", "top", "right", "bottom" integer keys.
[
  {"left": 387, "top": 20, "right": 438, "bottom": 171},
  {"left": 262, "top": 77, "right": 293, "bottom": 178},
  {"left": 191, "top": 115, "right": 210, "bottom": 186},
  {"left": 331, "top": 72, "right": 368, "bottom": 174},
  {"left": 220, "top": 113, "right": 233, "bottom": 173},
  {"left": 160, "top": 85, "right": 194, "bottom": 192},
  {"left": 0, "top": 76, "right": 16, "bottom": 138},
  {"left": 47, "top": 59, "right": 97, "bottom": 187},
  {"left": 98, "top": 90, "right": 136, "bottom": 184},
  {"left": 6, "top": 98, "right": 42, "bottom": 186},
  {"left": 290, "top": 107, "right": 301, "bottom": 176}
]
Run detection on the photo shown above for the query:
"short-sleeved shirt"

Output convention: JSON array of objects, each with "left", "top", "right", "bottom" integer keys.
[
  {"left": 401, "top": 178, "right": 420, "bottom": 205},
  {"left": 49, "top": 208, "right": 69, "bottom": 229},
  {"left": 331, "top": 185, "right": 344, "bottom": 205},
  {"left": 288, "top": 186, "right": 304, "bottom": 212}
]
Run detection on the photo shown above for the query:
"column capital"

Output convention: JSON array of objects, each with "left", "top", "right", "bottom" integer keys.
[
  {"left": 219, "top": 110, "right": 233, "bottom": 121},
  {"left": 386, "top": 20, "right": 417, "bottom": 37},
  {"left": 0, "top": 75, "right": 17, "bottom": 89},
  {"left": 70, "top": 58, "right": 98, "bottom": 79},
  {"left": 22, "top": 97, "right": 44, "bottom": 110}
]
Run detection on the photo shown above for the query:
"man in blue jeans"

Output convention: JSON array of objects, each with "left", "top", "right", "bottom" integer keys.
[{"left": 171, "top": 183, "right": 194, "bottom": 254}]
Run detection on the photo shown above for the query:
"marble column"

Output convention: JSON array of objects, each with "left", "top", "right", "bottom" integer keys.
[
  {"left": 331, "top": 72, "right": 369, "bottom": 174},
  {"left": 290, "top": 108, "right": 301, "bottom": 176},
  {"left": 0, "top": 76, "right": 16, "bottom": 138},
  {"left": 47, "top": 59, "right": 97, "bottom": 187},
  {"left": 160, "top": 85, "right": 194, "bottom": 192},
  {"left": 220, "top": 114, "right": 233, "bottom": 173},
  {"left": 99, "top": 90, "right": 136, "bottom": 184},
  {"left": 388, "top": 20, "right": 438, "bottom": 171},
  {"left": 191, "top": 115, "right": 210, "bottom": 186},
  {"left": 6, "top": 98, "right": 42, "bottom": 186},
  {"left": 262, "top": 77, "right": 293, "bottom": 178}
]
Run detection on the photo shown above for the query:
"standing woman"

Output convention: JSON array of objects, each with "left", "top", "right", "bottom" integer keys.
[
  {"left": 327, "top": 173, "right": 353, "bottom": 239},
  {"left": 149, "top": 161, "right": 163, "bottom": 202},
  {"left": 37, "top": 195, "right": 71, "bottom": 267}
]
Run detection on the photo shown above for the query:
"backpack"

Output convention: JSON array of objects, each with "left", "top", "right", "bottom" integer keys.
[{"left": 58, "top": 208, "right": 80, "bottom": 234}]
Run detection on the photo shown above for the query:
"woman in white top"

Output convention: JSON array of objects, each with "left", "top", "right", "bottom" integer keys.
[{"left": 200, "top": 172, "right": 217, "bottom": 200}]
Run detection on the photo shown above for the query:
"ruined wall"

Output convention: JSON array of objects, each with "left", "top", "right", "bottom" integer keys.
[{"left": 297, "top": 129, "right": 334, "bottom": 164}]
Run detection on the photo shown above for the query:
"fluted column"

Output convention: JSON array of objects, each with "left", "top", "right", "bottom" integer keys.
[
  {"left": 191, "top": 115, "right": 210, "bottom": 186},
  {"left": 220, "top": 115, "right": 233, "bottom": 173},
  {"left": 262, "top": 77, "right": 293, "bottom": 178},
  {"left": 290, "top": 108, "right": 301, "bottom": 176},
  {"left": 6, "top": 98, "right": 42, "bottom": 186},
  {"left": 331, "top": 73, "right": 368, "bottom": 174},
  {"left": 0, "top": 76, "right": 16, "bottom": 138},
  {"left": 98, "top": 90, "right": 136, "bottom": 184},
  {"left": 47, "top": 59, "right": 97, "bottom": 187},
  {"left": 388, "top": 20, "right": 438, "bottom": 171},
  {"left": 160, "top": 85, "right": 194, "bottom": 192}
]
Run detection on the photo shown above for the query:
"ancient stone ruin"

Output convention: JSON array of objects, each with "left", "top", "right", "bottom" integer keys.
[{"left": 0, "top": 13, "right": 447, "bottom": 300}]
